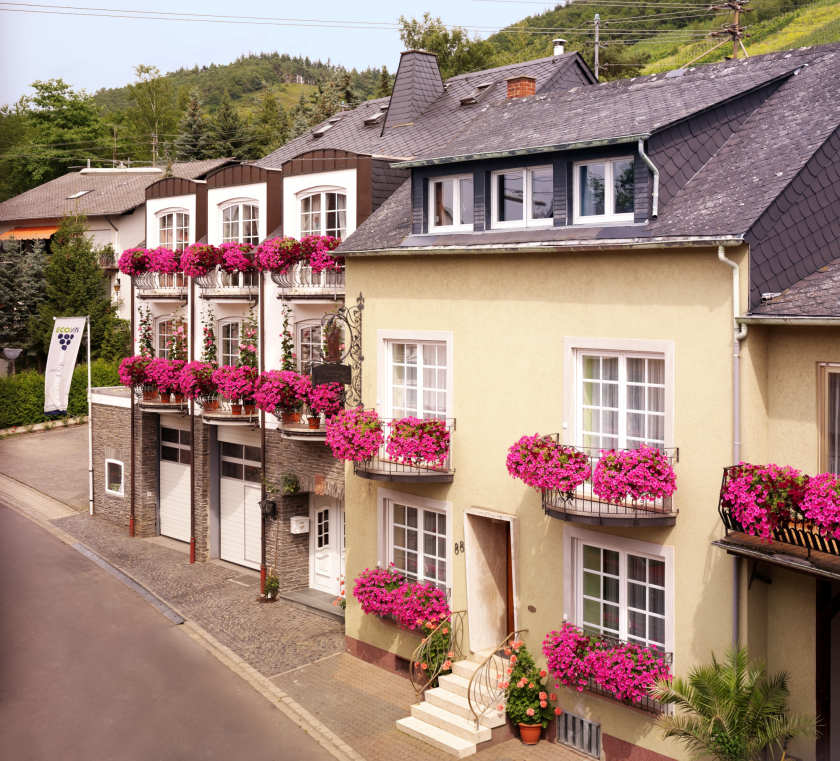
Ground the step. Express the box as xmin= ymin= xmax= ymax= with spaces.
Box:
xmin=452 ymin=658 xmax=508 ymax=681
xmin=411 ymin=702 xmax=492 ymax=743
xmin=277 ymin=588 xmax=345 ymax=624
xmin=437 ymin=672 xmax=472 ymax=699
xmin=396 ymin=716 xmax=477 ymax=758
xmin=424 ymin=688 xmax=507 ymax=729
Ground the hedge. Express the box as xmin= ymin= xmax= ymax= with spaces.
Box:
xmin=0 ymin=360 xmax=121 ymax=429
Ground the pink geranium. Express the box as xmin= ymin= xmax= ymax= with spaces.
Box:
xmin=118 ymin=355 xmax=150 ymax=388
xmin=592 ymin=446 xmax=676 ymax=504
xmin=507 ymin=435 xmax=591 ymax=491
xmin=253 ymin=370 xmax=310 ymax=414
xmin=213 ymin=364 xmax=258 ymax=403
xmin=181 ymin=243 xmax=221 ymax=277
xmin=352 ymin=565 xmax=405 ymax=617
xmin=386 ymin=417 xmax=450 ymax=467
xmin=178 ymin=361 xmax=217 ymax=400
xmin=801 ymin=473 xmax=840 ymax=539
xmin=326 ymin=407 xmax=384 ymax=461
xmin=148 ymin=247 xmax=181 ymax=274
xmin=254 ymin=237 xmax=302 ymax=273
xmin=308 ymin=382 xmax=343 ymax=418
xmin=301 ymin=235 xmax=343 ymax=273
xmin=145 ymin=357 xmax=185 ymax=393
xmin=219 ymin=242 xmax=255 ymax=274
xmin=117 ymin=247 xmax=150 ymax=276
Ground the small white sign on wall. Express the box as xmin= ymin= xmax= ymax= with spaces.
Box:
xmin=290 ymin=516 xmax=310 ymax=534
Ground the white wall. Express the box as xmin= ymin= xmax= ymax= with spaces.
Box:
xmin=282 ymin=168 xmax=357 ymax=240
xmin=207 ymin=183 xmax=267 ymax=245
xmin=145 ymin=195 xmax=198 ymax=248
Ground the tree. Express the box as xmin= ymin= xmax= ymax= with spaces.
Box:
xmin=288 ymin=92 xmax=312 ymax=141
xmin=309 ymin=73 xmax=356 ymax=127
xmin=29 ymin=212 xmax=113 ymax=360
xmin=650 ymin=646 xmax=818 ymax=761
xmin=251 ymin=85 xmax=287 ymax=158
xmin=398 ymin=13 xmax=494 ymax=79
xmin=211 ymin=92 xmax=247 ymax=159
xmin=174 ymin=90 xmax=214 ymax=162
xmin=0 ymin=238 xmax=46 ymax=364
xmin=373 ymin=67 xmax=392 ymax=99
xmin=124 ymin=64 xmax=179 ymax=162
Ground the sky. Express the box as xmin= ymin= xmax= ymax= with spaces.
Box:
xmin=0 ymin=0 xmax=555 ymax=105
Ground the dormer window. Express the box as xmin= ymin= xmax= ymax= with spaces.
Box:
xmin=430 ymin=175 xmax=474 ymax=232
xmin=460 ymin=82 xmax=493 ymax=106
xmin=312 ymin=116 xmax=341 ymax=137
xmin=573 ymin=158 xmax=635 ymax=224
xmin=364 ymin=106 xmax=389 ymax=126
xmin=159 ymin=211 xmax=190 ymax=250
xmin=491 ymin=167 xmax=553 ymax=229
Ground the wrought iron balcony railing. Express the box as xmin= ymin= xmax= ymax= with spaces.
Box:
xmin=195 ymin=267 xmax=259 ymax=300
xmin=353 ymin=418 xmax=455 ymax=483
xmin=541 ymin=441 xmax=679 ymax=527
xmin=718 ymin=465 xmax=840 ymax=558
xmin=134 ymin=271 xmax=187 ymax=299
xmin=134 ymin=387 xmax=188 ymax=412
xmin=271 ymin=263 xmax=345 ymax=300
xmin=199 ymin=397 xmax=259 ymax=426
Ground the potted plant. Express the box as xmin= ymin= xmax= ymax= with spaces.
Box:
xmin=118 ymin=355 xmax=151 ymax=390
xmin=219 ymin=242 xmax=256 ymax=273
xmin=148 ymin=246 xmax=183 ymax=285
xmin=178 ymin=361 xmax=217 ymax=406
xmin=213 ymin=364 xmax=257 ymax=414
xmin=308 ymin=382 xmax=343 ymax=428
xmin=253 ymin=369 xmax=310 ymax=422
xmin=593 ymin=445 xmax=677 ymax=505
xmin=352 ymin=564 xmax=406 ymax=618
xmin=504 ymin=640 xmax=555 ymax=745
xmin=117 ymin=247 xmax=150 ymax=277
xmin=326 ymin=407 xmax=384 ymax=461
xmin=263 ymin=573 xmax=280 ymax=601
xmin=146 ymin=358 xmax=184 ymax=402
xmin=334 ymin=574 xmax=347 ymax=610
xmin=387 ymin=417 xmax=450 ymax=468
xmin=507 ymin=434 xmax=591 ymax=493
xmin=801 ymin=472 xmax=840 ymax=538
xmin=303 ymin=235 xmax=343 ymax=274
xmin=254 ymin=236 xmax=302 ymax=273
xmin=181 ymin=243 xmax=221 ymax=278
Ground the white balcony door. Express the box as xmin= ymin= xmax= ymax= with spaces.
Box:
xmin=310 ymin=496 xmax=343 ymax=594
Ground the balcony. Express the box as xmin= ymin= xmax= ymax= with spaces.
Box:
xmin=135 ymin=271 xmax=187 ymax=301
xmin=200 ymin=398 xmax=259 ymax=427
xmin=353 ymin=418 xmax=455 ymax=483
xmin=542 ymin=445 xmax=679 ymax=527
xmin=136 ymin=389 xmax=188 ymax=413
xmin=271 ymin=263 xmax=345 ymax=301
xmin=715 ymin=465 xmax=840 ymax=579
xmin=195 ymin=267 xmax=259 ymax=302
xmin=279 ymin=415 xmax=327 ymax=442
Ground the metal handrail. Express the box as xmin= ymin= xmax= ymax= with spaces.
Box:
xmin=134 ymin=271 xmax=188 ymax=291
xmin=195 ymin=266 xmax=259 ymax=294
xmin=409 ymin=610 xmax=467 ymax=697
xmin=271 ymin=262 xmax=345 ymax=297
xmin=467 ymin=629 xmax=528 ymax=730
xmin=354 ymin=417 xmax=456 ymax=480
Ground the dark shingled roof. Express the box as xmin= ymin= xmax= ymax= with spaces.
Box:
xmin=254 ymin=52 xmax=595 ymax=169
xmin=0 ymin=159 xmax=234 ymax=221
xmin=383 ymin=51 xmax=445 ymax=130
xmin=751 ymin=256 xmax=840 ymax=316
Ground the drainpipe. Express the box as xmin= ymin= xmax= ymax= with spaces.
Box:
xmin=189 ymin=275 xmax=196 ymax=564
xmin=719 ymin=245 xmax=748 ymax=647
xmin=130 ymin=275 xmax=135 ymax=537
xmin=260 ymin=270 xmax=267 ymax=595
xmin=638 ymin=139 xmax=659 ymax=220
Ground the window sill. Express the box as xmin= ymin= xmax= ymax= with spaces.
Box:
xmin=375 ymin=614 xmax=424 ymax=636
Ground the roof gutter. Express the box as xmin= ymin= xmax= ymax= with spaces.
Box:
xmin=392 ymin=134 xmax=650 ymax=169
xmin=736 ymin=316 xmax=840 ymax=326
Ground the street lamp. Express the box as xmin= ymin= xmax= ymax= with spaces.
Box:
xmin=2 ymin=347 xmax=22 ymax=376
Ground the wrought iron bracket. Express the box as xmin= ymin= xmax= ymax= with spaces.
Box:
xmin=316 ymin=292 xmax=363 ymax=408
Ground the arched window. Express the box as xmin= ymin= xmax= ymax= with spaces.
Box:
xmin=299 ymin=188 xmax=346 ymax=239
xmin=158 ymin=210 xmax=190 ymax=250
xmin=221 ymin=200 xmax=260 ymax=245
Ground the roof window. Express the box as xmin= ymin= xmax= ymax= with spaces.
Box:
xmin=312 ymin=116 xmax=342 ymax=138
xmin=363 ymin=106 xmax=389 ymax=126
xmin=66 ymin=190 xmax=93 ymax=199
xmin=460 ymin=82 xmax=493 ymax=106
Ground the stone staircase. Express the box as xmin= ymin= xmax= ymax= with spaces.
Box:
xmin=396 ymin=656 xmax=508 ymax=758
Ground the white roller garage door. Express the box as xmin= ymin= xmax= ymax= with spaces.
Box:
xmin=218 ymin=427 xmax=262 ymax=570
xmin=160 ymin=417 xmax=192 ymax=542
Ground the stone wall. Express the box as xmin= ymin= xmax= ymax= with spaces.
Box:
xmin=265 ymin=493 xmax=310 ymax=592
xmin=192 ymin=414 xmax=211 ymax=562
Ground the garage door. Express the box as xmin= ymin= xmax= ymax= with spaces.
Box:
xmin=219 ymin=428 xmax=262 ymax=570
xmin=160 ymin=420 xmax=191 ymax=542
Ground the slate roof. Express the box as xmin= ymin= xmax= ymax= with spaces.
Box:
xmin=338 ymin=44 xmax=840 ymax=255
xmin=254 ymin=52 xmax=595 ymax=168
xmin=751 ymin=256 xmax=840 ymax=316
xmin=0 ymin=159 xmax=234 ymax=221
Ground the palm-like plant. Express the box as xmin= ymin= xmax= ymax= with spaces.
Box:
xmin=649 ymin=646 xmax=817 ymax=761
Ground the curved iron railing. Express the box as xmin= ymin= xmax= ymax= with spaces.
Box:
xmin=271 ymin=263 xmax=345 ymax=298
xmin=199 ymin=396 xmax=258 ymax=424
xmin=409 ymin=610 xmax=467 ymax=697
xmin=195 ymin=267 xmax=259 ymax=297
xmin=134 ymin=271 xmax=188 ymax=293
xmin=467 ymin=629 xmax=527 ymax=730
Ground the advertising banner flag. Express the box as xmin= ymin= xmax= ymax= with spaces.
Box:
xmin=44 ymin=316 xmax=87 ymax=415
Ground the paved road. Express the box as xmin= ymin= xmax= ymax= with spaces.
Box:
xmin=0 ymin=504 xmax=335 ymax=761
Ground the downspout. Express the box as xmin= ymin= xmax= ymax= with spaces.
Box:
xmin=260 ymin=270 xmax=267 ymax=594
xmin=638 ymin=139 xmax=659 ymax=220
xmin=130 ymin=275 xmax=135 ymax=537
xmin=189 ymin=274 xmax=196 ymax=564
xmin=719 ymin=245 xmax=748 ymax=647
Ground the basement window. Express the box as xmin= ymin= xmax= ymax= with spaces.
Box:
xmin=105 ymin=459 xmax=124 ymax=497
xmin=460 ymin=82 xmax=493 ymax=106
xmin=573 ymin=158 xmax=635 ymax=224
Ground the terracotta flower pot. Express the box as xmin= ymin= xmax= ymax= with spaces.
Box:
xmin=204 ymin=400 xmax=219 ymax=412
xmin=244 ymin=404 xmax=255 ymax=415
xmin=143 ymin=389 xmax=155 ymax=401
xmin=159 ymin=390 xmax=171 ymax=403
xmin=231 ymin=404 xmax=243 ymax=416
xmin=307 ymin=416 xmax=320 ymax=430
xmin=518 ymin=723 xmax=542 ymax=745
xmin=174 ymin=393 xmax=184 ymax=404
xmin=281 ymin=412 xmax=301 ymax=424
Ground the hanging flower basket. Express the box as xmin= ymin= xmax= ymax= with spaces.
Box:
xmin=181 ymin=243 xmax=221 ymax=277
xmin=506 ymin=434 xmax=591 ymax=492
xmin=118 ymin=355 xmax=151 ymax=388
xmin=801 ymin=472 xmax=840 ymax=539
xmin=301 ymin=235 xmax=343 ymax=273
xmin=308 ymin=382 xmax=343 ymax=419
xmin=592 ymin=446 xmax=677 ymax=505
xmin=178 ymin=361 xmax=217 ymax=400
xmin=148 ymin=247 xmax=182 ymax=274
xmin=254 ymin=237 xmax=302 ymax=273
xmin=219 ymin=242 xmax=256 ymax=274
xmin=117 ymin=247 xmax=150 ymax=276
xmin=326 ymin=407 xmax=384 ymax=461
xmin=386 ymin=417 xmax=450 ymax=467
xmin=352 ymin=565 xmax=406 ymax=617
xmin=721 ymin=462 xmax=807 ymax=540
xmin=213 ymin=364 xmax=258 ymax=404
xmin=253 ymin=370 xmax=310 ymax=415
xmin=145 ymin=358 xmax=185 ymax=395
xmin=352 ymin=564 xmax=450 ymax=630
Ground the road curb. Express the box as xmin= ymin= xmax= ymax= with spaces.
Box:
xmin=0 ymin=485 xmax=367 ymax=761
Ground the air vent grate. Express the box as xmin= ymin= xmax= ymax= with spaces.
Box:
xmin=556 ymin=710 xmax=601 ymax=759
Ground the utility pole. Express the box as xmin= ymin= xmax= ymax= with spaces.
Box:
xmin=587 ymin=14 xmax=609 ymax=81
xmin=111 ymin=125 xmax=118 ymax=165
xmin=152 ymin=133 xmax=158 ymax=167
xmin=709 ymin=0 xmax=752 ymax=59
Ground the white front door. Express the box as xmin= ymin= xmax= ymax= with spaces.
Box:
xmin=310 ymin=496 xmax=343 ymax=594
xmin=159 ymin=424 xmax=191 ymax=542
xmin=219 ymin=439 xmax=262 ymax=570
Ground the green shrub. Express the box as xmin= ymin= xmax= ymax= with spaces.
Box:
xmin=0 ymin=360 xmax=120 ymax=428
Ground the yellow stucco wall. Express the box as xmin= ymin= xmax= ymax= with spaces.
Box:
xmin=343 ymin=245 xmax=825 ymax=759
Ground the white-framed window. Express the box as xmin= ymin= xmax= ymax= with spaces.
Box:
xmin=220 ymin=441 xmax=261 ymax=483
xmin=161 ymin=426 xmax=191 ymax=465
xmin=387 ymin=341 xmax=447 ymax=420
xmin=219 ymin=320 xmax=242 ymax=367
xmin=156 ymin=317 xmax=173 ymax=360
xmin=491 ymin=166 xmax=553 ymax=229
xmin=564 ymin=526 xmax=674 ymax=654
xmin=104 ymin=459 xmax=124 ymax=497
xmin=221 ymin=201 xmax=260 ymax=245
xmin=297 ymin=320 xmax=322 ymax=374
xmin=158 ymin=210 xmax=190 ymax=250
xmin=300 ymin=189 xmax=347 ymax=239
xmin=573 ymin=158 xmax=635 ymax=225
xmin=378 ymin=488 xmax=452 ymax=591
xmin=429 ymin=175 xmax=474 ymax=232
xmin=820 ymin=364 xmax=840 ymax=475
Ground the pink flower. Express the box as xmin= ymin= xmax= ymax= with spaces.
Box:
xmin=443 ymin=661 xmax=452 ymax=670
xmin=526 ymin=708 xmax=535 ymax=717
xmin=539 ymin=692 xmax=547 ymax=700
xmin=507 ymin=434 xmax=591 ymax=491
xmin=118 ymin=355 xmax=150 ymax=388
xmin=593 ymin=446 xmax=677 ymax=505
xmin=540 ymin=700 xmax=547 ymax=708
xmin=181 ymin=244 xmax=221 ymax=277
xmin=802 ymin=473 xmax=840 ymax=538
xmin=510 ymin=655 xmax=517 ymax=664
xmin=497 ymin=704 xmax=504 ymax=711
xmin=554 ymin=707 xmax=562 ymax=715
xmin=148 ymin=247 xmax=181 ymax=274
xmin=218 ymin=242 xmax=255 ymax=273
xmin=254 ymin=370 xmax=310 ymax=414
xmin=117 ymin=247 xmax=150 ymax=276
xmin=539 ymin=671 xmax=547 ymax=678
xmin=421 ymin=663 xmax=428 ymax=670
xmin=549 ymin=693 xmax=556 ymax=701
xmin=326 ymin=407 xmax=384 ymax=461
xmin=386 ymin=417 xmax=450 ymax=468
xmin=528 ymin=683 xmax=535 ymax=689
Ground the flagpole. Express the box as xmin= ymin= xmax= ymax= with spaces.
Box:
xmin=87 ymin=315 xmax=93 ymax=516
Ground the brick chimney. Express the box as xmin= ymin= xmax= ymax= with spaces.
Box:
xmin=505 ymin=75 xmax=537 ymax=99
